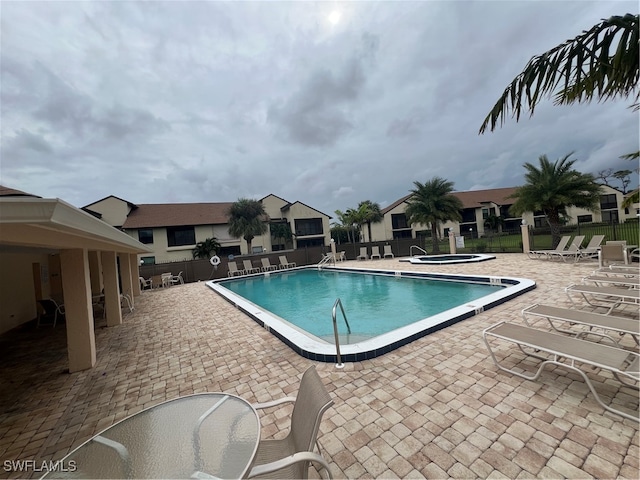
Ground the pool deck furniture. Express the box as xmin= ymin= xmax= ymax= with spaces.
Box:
xmin=356 ymin=247 xmax=368 ymax=260
xmin=248 ymin=366 xmax=333 ymax=479
xmin=383 ymin=245 xmax=394 ymax=258
xmin=599 ymin=244 xmax=630 ymax=268
xmin=36 ymin=299 xmax=65 ymax=328
xmin=521 ymin=303 xmax=639 ymax=347
xmin=227 ymin=261 xmax=244 ymax=277
xmin=139 ymin=276 xmax=152 ymax=290
xmin=483 ymin=321 xmax=639 ymax=421
xmin=575 ymin=234 xmax=606 ymax=261
xmin=594 ymin=265 xmax=640 ymax=278
xmin=170 ymin=271 xmax=184 ymax=285
xmin=565 ymin=283 xmax=640 ymax=314
xmin=370 ymin=246 xmax=381 ymax=260
xmin=527 ymin=235 xmax=571 ymax=260
xmin=278 ymin=255 xmax=296 ymax=269
xmin=546 ymin=235 xmax=585 ymax=262
xmin=41 ymin=393 xmax=260 ymax=479
xmin=582 ymin=275 xmax=640 ymax=288
xmin=261 ymin=258 xmax=279 ymax=272
xmin=243 ymin=260 xmax=261 ymax=274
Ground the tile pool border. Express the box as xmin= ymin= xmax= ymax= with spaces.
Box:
xmin=400 ymin=254 xmax=496 ymax=264
xmin=206 ymin=266 xmax=536 ymax=363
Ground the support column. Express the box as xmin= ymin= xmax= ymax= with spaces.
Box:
xmin=101 ymin=251 xmax=123 ymax=327
xmin=521 ymin=222 xmax=531 ymax=253
xmin=119 ymin=253 xmax=134 ymax=308
xmin=88 ymin=251 xmax=103 ymax=295
xmin=130 ymin=254 xmax=141 ymax=297
xmin=60 ymin=248 xmax=96 ymax=372
xmin=448 ymin=230 xmax=457 ymax=254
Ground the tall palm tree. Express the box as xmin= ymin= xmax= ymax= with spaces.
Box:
xmin=333 ymin=209 xmax=356 ymax=243
xmin=192 ymin=237 xmax=221 ymax=259
xmin=509 ymin=154 xmax=602 ymax=248
xmin=346 ymin=205 xmax=368 ymax=243
xmin=405 ymin=178 xmax=463 ymax=253
xmin=270 ymin=222 xmax=293 ymax=250
xmin=480 ymin=14 xmax=639 ymax=134
xmin=358 ymin=200 xmax=383 ymax=242
xmin=227 ymin=198 xmax=268 ymax=254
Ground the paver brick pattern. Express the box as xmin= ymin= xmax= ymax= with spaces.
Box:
xmin=0 ymin=254 xmax=638 ymax=479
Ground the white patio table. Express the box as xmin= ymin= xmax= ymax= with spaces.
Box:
xmin=41 ymin=393 xmax=260 ymax=479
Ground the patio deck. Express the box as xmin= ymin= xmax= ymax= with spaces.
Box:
xmin=1 ymin=254 xmax=638 ymax=479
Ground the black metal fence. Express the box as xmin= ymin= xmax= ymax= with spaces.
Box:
xmin=529 ymin=221 xmax=639 ymax=251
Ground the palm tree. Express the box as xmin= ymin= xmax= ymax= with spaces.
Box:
xmin=346 ymin=205 xmax=368 ymax=242
xmin=227 ymin=198 xmax=268 ymax=254
xmin=358 ymin=200 xmax=383 ymax=242
xmin=192 ymin=237 xmax=221 ymax=259
xmin=405 ymin=178 xmax=463 ymax=253
xmin=484 ymin=214 xmax=505 ymax=234
xmin=479 ymin=14 xmax=639 ymax=135
xmin=509 ymin=154 xmax=602 ymax=248
xmin=333 ymin=209 xmax=356 ymax=243
xmin=270 ymin=222 xmax=293 ymax=250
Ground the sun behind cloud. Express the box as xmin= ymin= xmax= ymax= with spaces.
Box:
xmin=328 ymin=10 xmax=341 ymax=25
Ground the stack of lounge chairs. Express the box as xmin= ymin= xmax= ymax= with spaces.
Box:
xmin=528 ymin=235 xmax=606 ymax=262
xmin=483 ymin=262 xmax=639 ymax=421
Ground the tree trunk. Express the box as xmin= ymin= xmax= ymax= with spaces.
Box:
xmin=431 ymin=223 xmax=439 ymax=253
xmin=367 ymin=222 xmax=373 ymax=243
xmin=546 ymin=211 xmax=562 ymax=248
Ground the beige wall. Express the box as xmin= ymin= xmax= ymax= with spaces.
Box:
xmin=87 ymin=197 xmax=132 ymax=227
xmin=0 ymin=252 xmax=50 ymax=334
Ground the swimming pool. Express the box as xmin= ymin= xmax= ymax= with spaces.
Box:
xmin=401 ymin=254 xmax=496 ymax=264
xmin=207 ymin=267 xmax=535 ymax=362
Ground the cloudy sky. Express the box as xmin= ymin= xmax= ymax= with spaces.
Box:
xmin=2 ymin=0 xmax=638 ymax=217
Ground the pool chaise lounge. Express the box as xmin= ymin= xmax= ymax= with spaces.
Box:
xmin=483 ymin=321 xmax=639 ymax=421
xmin=546 ymin=235 xmax=585 ymax=262
xmin=527 ymin=235 xmax=571 ymax=259
xmin=522 ymin=303 xmax=639 ymax=346
xmin=582 ymin=275 xmax=640 ymax=288
xmin=566 ymin=283 xmax=640 ymax=314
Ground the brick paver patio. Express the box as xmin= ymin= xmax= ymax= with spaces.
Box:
xmin=1 ymin=254 xmax=638 ymax=479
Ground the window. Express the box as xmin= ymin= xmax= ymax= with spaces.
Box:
xmin=138 ymin=229 xmax=154 ymax=244
xmin=482 ymin=208 xmax=490 ymax=219
xmin=297 ymin=238 xmax=324 ymax=248
xmin=577 ymin=215 xmax=593 ymax=223
xmin=602 ymin=210 xmax=619 ymax=224
xmin=391 ymin=214 xmax=408 ymax=230
xmin=140 ymin=256 xmax=155 ymax=265
xmin=461 ymin=209 xmax=476 ymax=223
xmin=393 ymin=230 xmax=412 ymax=239
xmin=166 ymin=226 xmax=195 ymax=247
xmin=600 ymin=194 xmax=618 ymax=210
xmin=294 ymin=218 xmax=323 ymax=236
xmin=534 ymin=216 xmax=547 ymax=228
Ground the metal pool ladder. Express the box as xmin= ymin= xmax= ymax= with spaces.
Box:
xmin=410 ymin=245 xmax=427 ymax=256
xmin=332 ymin=298 xmax=351 ymax=369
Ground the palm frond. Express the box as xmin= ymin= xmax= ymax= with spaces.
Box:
xmin=479 ymin=14 xmax=639 ymax=134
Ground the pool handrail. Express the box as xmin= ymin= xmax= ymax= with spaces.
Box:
xmin=410 ymin=245 xmax=427 ymax=257
xmin=332 ymin=298 xmax=351 ymax=369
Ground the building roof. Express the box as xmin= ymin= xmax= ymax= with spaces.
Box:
xmin=382 ymin=187 xmax=519 ymax=213
xmin=122 ymin=202 xmax=236 ymax=229
xmin=0 ymin=185 xmax=40 ymax=198
xmin=82 ymin=195 xmax=137 ymax=210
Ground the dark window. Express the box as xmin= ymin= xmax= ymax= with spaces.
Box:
xmin=138 ymin=229 xmax=154 ymax=244
xmin=482 ymin=208 xmax=490 ymax=219
xmin=391 ymin=214 xmax=408 ymax=230
xmin=393 ymin=230 xmax=413 ymax=239
xmin=600 ymin=194 xmax=618 ymax=210
xmin=534 ymin=216 xmax=547 ymax=228
xmin=602 ymin=210 xmax=619 ymax=224
xmin=295 ymin=218 xmax=323 ymax=236
xmin=577 ymin=215 xmax=593 ymax=223
xmin=219 ymin=246 xmax=241 ymax=257
xmin=461 ymin=209 xmax=476 ymax=223
xmin=140 ymin=256 xmax=155 ymax=265
xmin=297 ymin=238 xmax=324 ymax=248
xmin=166 ymin=226 xmax=195 ymax=247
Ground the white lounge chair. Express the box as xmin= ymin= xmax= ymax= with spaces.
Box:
xmin=527 ymin=235 xmax=571 ymax=260
xmin=243 ymin=260 xmax=261 ymax=274
xmin=227 ymin=261 xmax=244 ymax=277
xmin=522 ymin=303 xmax=639 ymax=347
xmin=36 ymin=299 xmax=65 ymax=328
xmin=566 ymin=283 xmax=640 ymax=314
xmin=279 ymin=255 xmax=296 ymax=269
xmin=383 ymin=245 xmax=394 ymax=258
xmin=594 ymin=265 xmax=640 ymax=278
xmin=370 ymin=246 xmax=381 ymax=260
xmin=170 ymin=271 xmax=184 ymax=285
xmin=248 ymin=366 xmax=334 ymax=479
xmin=261 ymin=258 xmax=279 ymax=272
xmin=575 ymin=234 xmax=606 ymax=261
xmin=582 ymin=275 xmax=640 ymax=288
xmin=483 ymin=321 xmax=639 ymax=421
xmin=139 ymin=276 xmax=152 ymax=290
xmin=546 ymin=235 xmax=585 ymax=262
xmin=356 ymin=247 xmax=368 ymax=260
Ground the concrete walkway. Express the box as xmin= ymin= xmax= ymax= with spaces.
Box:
xmin=1 ymin=254 xmax=638 ymax=478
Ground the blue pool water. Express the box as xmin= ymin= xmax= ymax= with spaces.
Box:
xmin=220 ymin=269 xmax=499 ymax=339
xmin=207 ymin=267 xmax=535 ymax=363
